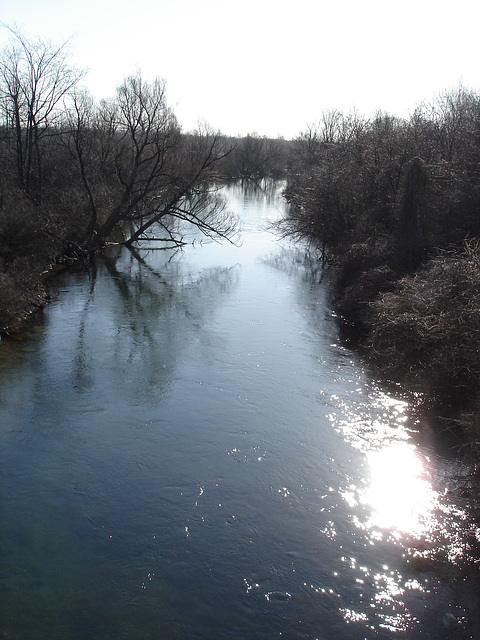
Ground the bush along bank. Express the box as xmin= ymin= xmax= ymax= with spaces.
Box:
xmin=280 ymin=90 xmax=480 ymax=443
xmin=360 ymin=241 xmax=480 ymax=444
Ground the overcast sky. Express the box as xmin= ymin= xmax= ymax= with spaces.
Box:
xmin=1 ymin=0 xmax=479 ymax=139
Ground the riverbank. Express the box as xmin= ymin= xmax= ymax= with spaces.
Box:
xmin=330 ymin=239 xmax=480 ymax=446
xmin=0 ymin=263 xmax=50 ymax=335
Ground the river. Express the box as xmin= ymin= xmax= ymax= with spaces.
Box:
xmin=0 ymin=180 xmax=479 ymax=639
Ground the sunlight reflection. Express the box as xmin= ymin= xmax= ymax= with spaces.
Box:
xmin=363 ymin=443 xmax=437 ymax=535
xmin=329 ymin=387 xmax=411 ymax=454
xmin=329 ymin=383 xmax=478 ymax=636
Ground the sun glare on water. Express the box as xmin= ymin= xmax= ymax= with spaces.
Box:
xmin=363 ymin=442 xmax=437 ymax=535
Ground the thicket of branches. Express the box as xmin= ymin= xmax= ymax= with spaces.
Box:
xmin=215 ymin=133 xmax=291 ymax=180
xmin=282 ymin=90 xmax=480 ymax=432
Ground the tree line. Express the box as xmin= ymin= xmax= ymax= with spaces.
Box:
xmin=282 ymin=91 xmax=480 ymax=436
xmin=0 ymin=28 xmax=291 ymax=331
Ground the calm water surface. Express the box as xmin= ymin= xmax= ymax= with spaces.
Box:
xmin=1 ymin=181 xmax=479 ymax=639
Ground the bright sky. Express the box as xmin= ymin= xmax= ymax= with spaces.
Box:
xmin=1 ymin=0 xmax=479 ymax=139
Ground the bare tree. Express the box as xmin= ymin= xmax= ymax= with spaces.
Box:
xmin=122 ymin=125 xmax=238 ymax=247
xmin=66 ymin=73 xmax=237 ymax=251
xmin=0 ymin=25 xmax=84 ymax=202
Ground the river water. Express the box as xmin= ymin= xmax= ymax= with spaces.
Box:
xmin=1 ymin=181 xmax=479 ymax=639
